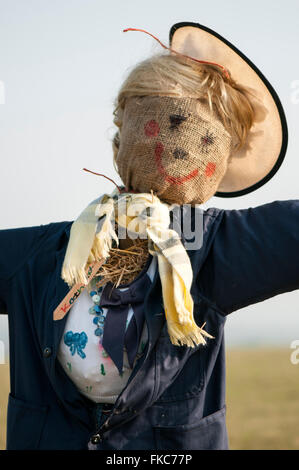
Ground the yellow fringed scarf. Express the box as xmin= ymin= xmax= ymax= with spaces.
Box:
xmin=61 ymin=190 xmax=213 ymax=347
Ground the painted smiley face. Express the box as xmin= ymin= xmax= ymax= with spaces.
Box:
xmin=115 ymin=95 xmax=233 ymax=205
xmin=144 ymin=118 xmax=217 ymax=186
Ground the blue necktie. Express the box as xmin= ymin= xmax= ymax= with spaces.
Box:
xmin=99 ymin=267 xmax=152 ymax=375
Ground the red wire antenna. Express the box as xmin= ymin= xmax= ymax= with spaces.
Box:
xmin=82 ymin=168 xmax=121 ymax=193
xmin=123 ymin=28 xmax=230 ymax=80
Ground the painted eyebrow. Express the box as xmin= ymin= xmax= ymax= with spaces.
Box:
xmin=169 ymin=114 xmax=188 ymax=130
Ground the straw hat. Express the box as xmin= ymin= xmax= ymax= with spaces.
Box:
xmin=170 ymin=22 xmax=288 ymax=197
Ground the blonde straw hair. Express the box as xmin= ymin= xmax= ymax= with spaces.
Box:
xmin=112 ymin=53 xmax=256 ymax=165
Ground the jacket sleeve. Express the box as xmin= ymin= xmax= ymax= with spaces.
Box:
xmin=198 ymin=200 xmax=299 ymax=315
xmin=0 ymin=225 xmax=50 ymax=314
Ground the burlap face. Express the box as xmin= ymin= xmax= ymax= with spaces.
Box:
xmin=116 ymin=96 xmax=232 ymax=205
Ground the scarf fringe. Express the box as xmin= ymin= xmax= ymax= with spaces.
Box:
xmin=167 ymin=321 xmax=214 ymax=347
xmin=61 ymin=265 xmax=89 ymax=288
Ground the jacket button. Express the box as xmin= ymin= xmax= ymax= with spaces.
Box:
xmin=91 ymin=433 xmax=102 ymax=445
xmin=43 ymin=347 xmax=52 ymax=358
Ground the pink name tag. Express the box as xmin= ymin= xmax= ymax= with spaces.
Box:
xmin=53 ymin=260 xmax=104 ymax=321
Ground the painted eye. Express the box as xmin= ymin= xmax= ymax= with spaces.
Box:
xmin=169 ymin=114 xmax=187 ymax=130
xmin=199 ymin=130 xmax=215 ymax=153
xmin=144 ymin=120 xmax=160 ymax=137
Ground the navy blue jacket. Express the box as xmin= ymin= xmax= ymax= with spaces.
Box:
xmin=1 ymin=200 xmax=299 ymax=450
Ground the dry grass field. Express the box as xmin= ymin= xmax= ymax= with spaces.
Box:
xmin=226 ymin=348 xmax=299 ymax=449
xmin=0 ymin=348 xmax=298 ymax=450
xmin=0 ymin=363 xmax=9 ymax=451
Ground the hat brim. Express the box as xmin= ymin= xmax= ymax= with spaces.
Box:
xmin=169 ymin=22 xmax=288 ymax=197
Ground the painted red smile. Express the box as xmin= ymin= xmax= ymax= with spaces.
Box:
xmin=155 ymin=141 xmax=198 ymax=185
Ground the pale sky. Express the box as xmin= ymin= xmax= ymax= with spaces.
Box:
xmin=0 ymin=0 xmax=299 ymax=352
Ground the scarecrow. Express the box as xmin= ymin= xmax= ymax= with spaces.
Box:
xmin=1 ymin=23 xmax=297 ymax=450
